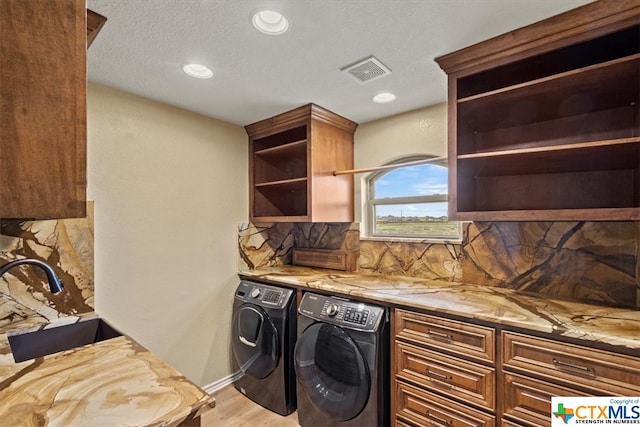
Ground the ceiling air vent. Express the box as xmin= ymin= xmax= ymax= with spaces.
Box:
xmin=341 ymin=56 xmax=391 ymax=84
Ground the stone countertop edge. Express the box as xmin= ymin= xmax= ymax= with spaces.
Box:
xmin=2 ymin=311 xmax=100 ymax=336
xmin=239 ymin=266 xmax=640 ymax=355
xmin=0 ymin=311 xmax=215 ymax=426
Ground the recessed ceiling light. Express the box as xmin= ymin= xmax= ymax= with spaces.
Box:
xmin=182 ymin=63 xmax=213 ymax=79
xmin=251 ymin=9 xmax=289 ymax=35
xmin=373 ymin=92 xmax=396 ymax=103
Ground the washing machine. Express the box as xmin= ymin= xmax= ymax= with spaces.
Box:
xmin=231 ymin=280 xmax=297 ymax=415
xmin=294 ymin=292 xmax=390 ymax=427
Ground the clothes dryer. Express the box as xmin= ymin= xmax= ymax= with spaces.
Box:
xmin=294 ymin=292 xmax=390 ymax=426
xmin=232 ymin=280 xmax=297 ymax=415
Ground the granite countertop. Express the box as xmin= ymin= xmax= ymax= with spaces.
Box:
xmin=240 ymin=266 xmax=640 ymax=355
xmin=0 ymin=313 xmax=214 ymax=427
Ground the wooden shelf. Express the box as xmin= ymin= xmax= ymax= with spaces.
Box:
xmin=458 ymin=138 xmax=640 ymax=174
xmin=254 ymin=139 xmax=306 ymax=156
xmin=253 ymin=179 xmax=308 ymax=219
xmin=456 ymin=25 xmax=640 ymax=98
xmin=458 ymin=55 xmax=640 ymax=132
xmin=456 ymin=141 xmax=640 ymax=217
xmin=255 ymin=177 xmax=308 ymax=188
xmin=454 ymin=208 xmax=640 ymax=222
xmin=457 ymin=169 xmax=639 ymax=212
xmin=254 ymin=140 xmax=307 ymax=185
xmin=458 ymin=105 xmax=638 ymax=155
xmin=436 ymin=2 xmax=640 ymax=221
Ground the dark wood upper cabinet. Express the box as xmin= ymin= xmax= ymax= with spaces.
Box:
xmin=246 ymin=104 xmax=357 ymax=223
xmin=436 ymin=0 xmax=640 ymax=221
xmin=1 ymin=1 xmax=105 ymax=220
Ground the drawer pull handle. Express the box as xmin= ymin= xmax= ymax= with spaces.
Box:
xmin=427 ymin=330 xmax=453 ymax=342
xmin=425 ymin=368 xmax=452 ymax=382
xmin=552 ymin=358 xmax=595 ymax=376
xmin=425 ymin=411 xmax=452 ymax=425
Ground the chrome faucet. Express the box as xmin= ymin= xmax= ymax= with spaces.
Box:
xmin=0 ymin=258 xmax=64 ymax=294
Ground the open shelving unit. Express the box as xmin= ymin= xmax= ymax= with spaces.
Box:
xmin=252 ymin=129 xmax=308 ymax=219
xmin=436 ymin=1 xmax=640 ymax=221
xmin=246 ymin=104 xmax=357 ymax=222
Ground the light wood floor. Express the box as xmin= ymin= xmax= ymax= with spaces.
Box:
xmin=201 ymin=385 xmax=300 ymax=426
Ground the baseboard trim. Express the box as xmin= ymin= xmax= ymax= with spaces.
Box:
xmin=203 ymin=371 xmax=242 ymax=394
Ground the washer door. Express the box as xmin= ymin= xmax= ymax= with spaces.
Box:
xmin=232 ymin=304 xmax=279 ymax=379
xmin=294 ymin=322 xmax=371 ymax=421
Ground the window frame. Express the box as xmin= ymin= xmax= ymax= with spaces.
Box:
xmin=364 ymin=155 xmax=462 ymax=241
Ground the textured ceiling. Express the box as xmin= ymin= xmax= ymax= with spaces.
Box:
xmin=87 ymin=0 xmax=593 ymax=126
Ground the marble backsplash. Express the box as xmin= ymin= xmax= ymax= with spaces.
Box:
xmin=239 ymin=221 xmax=640 ymax=309
xmin=238 ymin=222 xmax=360 ymax=269
xmin=0 ymin=203 xmax=95 ymax=329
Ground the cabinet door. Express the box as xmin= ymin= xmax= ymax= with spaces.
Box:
xmin=1 ymin=0 xmax=87 ymax=219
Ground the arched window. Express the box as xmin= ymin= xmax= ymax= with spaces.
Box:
xmin=365 ymin=155 xmax=461 ymax=239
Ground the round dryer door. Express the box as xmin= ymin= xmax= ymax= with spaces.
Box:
xmin=294 ymin=322 xmax=371 ymax=421
xmin=232 ymin=304 xmax=279 ymax=379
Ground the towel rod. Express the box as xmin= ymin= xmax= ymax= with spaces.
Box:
xmin=332 ymin=156 xmax=447 ymax=176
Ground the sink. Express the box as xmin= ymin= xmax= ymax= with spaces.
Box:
xmin=8 ymin=318 xmax=122 ymax=363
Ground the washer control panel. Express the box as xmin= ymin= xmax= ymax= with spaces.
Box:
xmin=235 ymin=280 xmax=294 ymax=309
xmin=344 ymin=305 xmax=369 ymax=325
xmin=299 ymin=292 xmax=385 ymax=332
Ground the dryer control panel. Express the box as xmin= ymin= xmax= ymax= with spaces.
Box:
xmin=298 ymin=292 xmax=386 ymax=332
xmin=235 ymin=280 xmax=294 ymax=310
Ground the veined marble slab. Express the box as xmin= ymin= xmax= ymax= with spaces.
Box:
xmin=1 ymin=203 xmax=95 ymax=330
xmin=239 ymin=221 xmax=639 ymax=308
xmin=240 ymin=266 xmax=640 ymax=354
xmin=0 ymin=314 xmax=214 ymax=427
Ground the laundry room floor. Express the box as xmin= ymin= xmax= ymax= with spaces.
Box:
xmin=202 ymin=385 xmax=300 ymax=426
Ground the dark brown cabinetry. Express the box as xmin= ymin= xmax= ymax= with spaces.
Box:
xmin=393 ymin=309 xmax=497 ymax=426
xmin=1 ymin=0 xmax=105 ymax=219
xmin=392 ymin=309 xmax=640 ymax=427
xmin=436 ymin=0 xmax=640 ymax=221
xmin=502 ymin=331 xmax=640 ymax=426
xmin=245 ymin=104 xmax=357 ymax=222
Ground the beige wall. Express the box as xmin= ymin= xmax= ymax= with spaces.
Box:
xmin=87 ymin=83 xmax=247 ymax=386
xmin=85 ymin=91 xmax=444 ymax=386
xmin=353 ymin=103 xmax=448 ymax=225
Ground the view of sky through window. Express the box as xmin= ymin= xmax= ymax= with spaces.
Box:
xmin=375 ymin=164 xmax=448 ymax=218
xmin=376 ymin=164 xmax=447 ymax=199
xmin=369 ymin=159 xmax=459 ymax=238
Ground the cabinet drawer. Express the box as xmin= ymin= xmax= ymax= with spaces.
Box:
xmin=503 ymin=372 xmax=592 ymax=427
xmin=396 ymin=381 xmax=496 ymax=427
xmin=396 ymin=341 xmax=495 ymax=410
xmin=396 ymin=309 xmax=495 ymax=363
xmin=503 ymin=331 xmax=640 ymax=395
